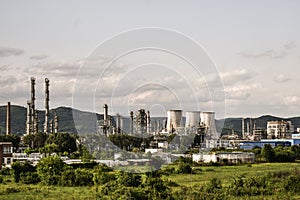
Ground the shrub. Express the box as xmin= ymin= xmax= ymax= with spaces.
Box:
xmin=59 ymin=169 xmax=76 ymax=186
xmin=37 ymin=156 xmax=67 ymax=185
xmin=177 ymin=163 xmax=192 ymax=174
xmin=20 ymin=172 xmax=40 ymax=184
xmin=75 ymin=168 xmax=93 ymax=186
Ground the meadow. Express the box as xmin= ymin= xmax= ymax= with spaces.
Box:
xmin=1 ymin=162 xmax=300 ymax=199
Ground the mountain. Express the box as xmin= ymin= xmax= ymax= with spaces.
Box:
xmin=0 ymin=105 xmax=299 ymax=136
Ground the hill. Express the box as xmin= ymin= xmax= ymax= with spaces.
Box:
xmin=0 ymin=105 xmax=299 ymax=136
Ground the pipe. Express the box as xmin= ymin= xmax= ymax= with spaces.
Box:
xmin=6 ymin=102 xmax=11 ymax=135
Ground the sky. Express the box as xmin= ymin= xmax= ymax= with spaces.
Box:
xmin=0 ymin=0 xmax=300 ymax=118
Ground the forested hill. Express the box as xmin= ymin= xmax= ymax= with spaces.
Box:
xmin=218 ymin=115 xmax=300 ymax=136
xmin=0 ymin=105 xmax=299 ymax=136
xmin=0 ymin=105 xmax=113 ymax=135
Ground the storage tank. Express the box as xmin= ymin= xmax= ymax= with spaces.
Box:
xmin=167 ymin=110 xmax=182 ymax=132
xmin=200 ymin=112 xmax=219 ymax=138
xmin=185 ymin=111 xmax=201 ymax=128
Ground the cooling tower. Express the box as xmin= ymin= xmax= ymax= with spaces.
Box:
xmin=167 ymin=110 xmax=182 ymax=132
xmin=185 ymin=111 xmax=200 ymax=128
xmin=200 ymin=112 xmax=219 ymax=138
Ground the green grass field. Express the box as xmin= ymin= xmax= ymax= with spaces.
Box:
xmin=1 ymin=163 xmax=300 ymax=199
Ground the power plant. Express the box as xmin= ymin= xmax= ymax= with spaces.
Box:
xmin=166 ymin=110 xmax=182 ymax=133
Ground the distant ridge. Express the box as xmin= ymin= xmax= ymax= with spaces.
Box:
xmin=0 ymin=105 xmax=299 ymax=136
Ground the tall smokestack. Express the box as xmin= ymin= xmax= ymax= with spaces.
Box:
xmin=147 ymin=110 xmax=151 ymax=133
xmin=242 ymin=118 xmax=245 ymax=139
xmin=26 ymin=100 xmax=32 ymax=135
xmin=34 ymin=110 xmax=38 ymax=134
xmin=120 ymin=116 xmax=124 ymax=133
xmin=44 ymin=78 xmax=50 ymax=134
xmin=116 ymin=113 xmax=120 ymax=133
xmin=103 ymin=104 xmax=108 ymax=126
xmin=6 ymin=102 xmax=11 ymax=135
xmin=30 ymin=77 xmax=36 ymax=127
xmin=130 ymin=111 xmax=134 ymax=135
xmin=54 ymin=115 xmax=58 ymax=133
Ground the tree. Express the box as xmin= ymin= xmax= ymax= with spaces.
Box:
xmin=46 ymin=132 xmax=77 ymax=154
xmin=261 ymin=144 xmax=276 ymax=162
xmin=37 ymin=156 xmax=67 ymax=185
xmin=0 ymin=134 xmax=20 ymax=149
xmin=11 ymin=161 xmax=35 ymax=182
xmin=23 ymin=132 xmax=47 ymax=149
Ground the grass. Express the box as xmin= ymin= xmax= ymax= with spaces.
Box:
xmin=166 ymin=162 xmax=300 ymax=187
xmin=0 ymin=162 xmax=300 ymax=199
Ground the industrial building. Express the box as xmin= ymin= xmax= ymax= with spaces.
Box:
xmin=193 ymin=152 xmax=255 ymax=164
xmin=267 ymin=120 xmax=294 ymax=139
xmin=0 ymin=142 xmax=13 ymax=169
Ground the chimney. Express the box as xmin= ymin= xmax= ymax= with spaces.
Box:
xmin=54 ymin=115 xmax=58 ymax=133
xmin=30 ymin=77 xmax=36 ymax=126
xmin=44 ymin=78 xmax=50 ymax=134
xmin=103 ymin=104 xmax=108 ymax=126
xmin=26 ymin=100 xmax=32 ymax=135
xmin=6 ymin=102 xmax=11 ymax=135
xmin=130 ymin=111 xmax=134 ymax=135
xmin=147 ymin=110 xmax=151 ymax=133
xmin=34 ymin=110 xmax=38 ymax=134
xmin=116 ymin=113 xmax=120 ymax=132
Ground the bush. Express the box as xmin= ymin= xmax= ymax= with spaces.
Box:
xmin=20 ymin=172 xmax=40 ymax=184
xmin=93 ymin=171 xmax=116 ymax=185
xmin=75 ymin=168 xmax=93 ymax=186
xmin=37 ymin=156 xmax=67 ymax=185
xmin=0 ymin=175 xmax=3 ymax=183
xmin=177 ymin=163 xmax=192 ymax=174
xmin=117 ymin=172 xmax=142 ymax=187
xmin=59 ymin=169 xmax=76 ymax=186
xmin=11 ymin=161 xmax=36 ymax=183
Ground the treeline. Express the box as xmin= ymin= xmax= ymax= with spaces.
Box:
xmin=7 ymin=156 xmax=175 ymax=200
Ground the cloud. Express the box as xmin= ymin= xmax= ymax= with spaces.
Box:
xmin=273 ymin=74 xmax=291 ymax=83
xmin=225 ymin=83 xmax=261 ymax=100
xmin=283 ymin=41 xmax=297 ymax=50
xmin=0 ymin=47 xmax=24 ymax=57
xmin=0 ymin=64 xmax=9 ymax=71
xmin=30 ymin=54 xmax=48 ymax=60
xmin=221 ymin=69 xmax=255 ymax=85
xmin=239 ymin=50 xmax=286 ymax=59
xmin=283 ymin=95 xmax=300 ymax=106
xmin=27 ymin=60 xmax=82 ymax=77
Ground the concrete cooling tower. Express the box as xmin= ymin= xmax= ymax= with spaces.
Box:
xmin=167 ymin=110 xmax=182 ymax=132
xmin=185 ymin=111 xmax=200 ymax=128
xmin=200 ymin=112 xmax=219 ymax=139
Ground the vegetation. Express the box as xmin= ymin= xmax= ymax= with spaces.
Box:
xmin=1 ymin=161 xmax=300 ymax=199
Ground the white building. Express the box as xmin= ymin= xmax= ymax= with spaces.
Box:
xmin=267 ymin=121 xmax=294 ymax=139
xmin=193 ymin=152 xmax=255 ymax=164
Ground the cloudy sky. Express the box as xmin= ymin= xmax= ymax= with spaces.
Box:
xmin=0 ymin=0 xmax=300 ymax=118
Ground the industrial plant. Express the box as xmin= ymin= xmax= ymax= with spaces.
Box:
xmin=1 ymin=77 xmax=300 ymax=168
